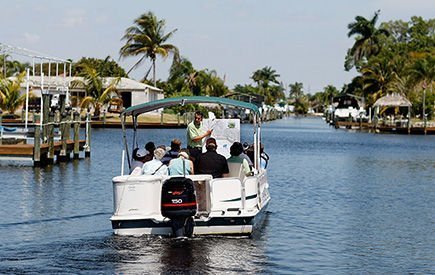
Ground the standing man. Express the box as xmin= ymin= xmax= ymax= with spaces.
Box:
xmin=187 ymin=111 xmax=212 ymax=161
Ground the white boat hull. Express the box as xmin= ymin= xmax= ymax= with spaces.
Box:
xmin=111 ymin=172 xmax=270 ymax=237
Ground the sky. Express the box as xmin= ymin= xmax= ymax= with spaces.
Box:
xmin=1 ymin=0 xmax=434 ymax=94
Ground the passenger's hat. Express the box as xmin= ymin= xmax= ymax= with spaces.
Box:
xmin=206 ymin=137 xmax=217 ymax=147
xmin=154 ymin=148 xmax=166 ymax=160
xmin=179 ymin=151 xmax=189 ymax=159
xmin=136 ymin=148 xmax=147 ymax=158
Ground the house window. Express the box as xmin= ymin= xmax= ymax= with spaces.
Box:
xmin=149 ymin=92 xmax=157 ymax=102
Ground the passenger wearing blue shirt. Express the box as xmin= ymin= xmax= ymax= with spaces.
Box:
xmin=168 ymin=150 xmax=194 ymax=176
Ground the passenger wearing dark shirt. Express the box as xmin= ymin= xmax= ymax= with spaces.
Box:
xmin=161 ymin=138 xmax=181 ymax=165
xmin=196 ymin=138 xmax=229 ymax=178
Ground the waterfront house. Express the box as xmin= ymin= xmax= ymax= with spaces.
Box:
xmin=17 ymin=76 xmax=163 ymax=113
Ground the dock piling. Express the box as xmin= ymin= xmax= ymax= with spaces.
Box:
xmin=85 ymin=113 xmax=91 ymax=158
xmin=73 ymin=111 xmax=80 ymax=159
xmin=103 ymin=110 xmax=106 ymax=127
xmin=0 ymin=112 xmax=2 ymax=146
xmin=34 ymin=126 xmax=41 ymax=166
xmin=47 ymin=111 xmax=55 ymax=164
xmin=59 ymin=111 xmax=68 ymax=162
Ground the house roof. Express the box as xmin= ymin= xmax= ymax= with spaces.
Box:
xmin=373 ymin=93 xmax=412 ymax=107
xmin=17 ymin=76 xmax=162 ymax=93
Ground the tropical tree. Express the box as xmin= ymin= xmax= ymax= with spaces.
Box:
xmin=288 ymin=82 xmax=304 ymax=101
xmin=196 ymin=69 xmax=229 ymax=97
xmin=269 ymin=82 xmax=286 ymax=104
xmin=167 ymin=57 xmax=199 ymax=96
xmin=288 ymin=82 xmax=308 ymax=114
xmin=0 ymin=71 xmax=28 ymax=115
xmin=120 ymin=11 xmax=179 ymax=85
xmin=74 ymin=56 xmax=127 ymax=77
xmin=251 ymin=66 xmax=282 ymax=105
xmin=309 ymin=92 xmax=325 ymax=113
xmin=0 ymin=55 xmax=28 ymax=77
xmin=233 ymin=84 xmax=258 ymax=95
xmin=323 ymin=85 xmax=340 ymax=103
xmin=251 ymin=66 xmax=280 ymax=90
xmin=407 ymin=54 xmax=435 ymax=119
xmin=72 ymin=64 xmax=120 ymax=117
xmin=342 ymin=15 xmax=434 ymax=118
xmin=345 ymin=10 xmax=389 ymax=71
xmin=360 ymin=57 xmax=398 ymax=105
xmin=408 ymin=54 xmax=435 ymax=87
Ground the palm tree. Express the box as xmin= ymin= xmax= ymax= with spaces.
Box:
xmin=197 ymin=69 xmax=229 ymax=97
xmin=251 ymin=66 xmax=280 ymax=90
xmin=408 ymin=54 xmax=435 ymax=87
xmin=167 ymin=57 xmax=199 ymax=96
xmin=408 ymin=54 xmax=435 ymax=120
xmin=324 ymin=85 xmax=339 ymax=100
xmin=72 ymin=64 xmax=120 ymax=118
xmin=360 ymin=57 xmax=398 ymax=105
xmin=345 ymin=10 xmax=389 ymax=71
xmin=120 ymin=11 xmax=179 ymax=86
xmin=0 ymin=55 xmax=28 ymax=78
xmin=288 ymin=82 xmax=304 ymax=101
xmin=0 ymin=71 xmax=28 ymax=115
xmin=288 ymin=82 xmax=308 ymax=114
xmin=251 ymin=66 xmax=280 ymax=105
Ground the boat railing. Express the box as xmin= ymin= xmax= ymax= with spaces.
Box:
xmin=112 ymin=172 xmax=261 ymax=217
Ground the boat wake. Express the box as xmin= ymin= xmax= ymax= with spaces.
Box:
xmin=0 ymin=212 xmax=111 ymax=228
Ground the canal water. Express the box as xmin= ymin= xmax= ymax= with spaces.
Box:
xmin=0 ymin=117 xmax=434 ymax=273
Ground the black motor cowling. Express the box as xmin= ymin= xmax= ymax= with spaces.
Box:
xmin=161 ymin=177 xmax=197 ymax=237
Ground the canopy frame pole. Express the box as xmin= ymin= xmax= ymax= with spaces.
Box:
xmin=121 ymin=114 xmax=131 ymax=170
xmin=253 ymin=114 xmax=258 ymax=170
xmin=25 ymin=68 xmax=30 ymax=131
xmin=40 ymin=59 xmax=44 ymax=129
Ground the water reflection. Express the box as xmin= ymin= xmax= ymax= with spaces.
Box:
xmin=106 ymin=214 xmax=270 ymax=273
xmin=106 ymin=236 xmax=267 ymax=273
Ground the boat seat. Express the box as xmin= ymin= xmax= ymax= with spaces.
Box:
xmin=210 ymin=178 xmax=243 ymax=211
xmin=227 ymin=162 xmax=245 ymax=182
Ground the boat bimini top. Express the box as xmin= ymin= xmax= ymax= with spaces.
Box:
xmin=119 ymin=96 xmax=263 ymax=172
xmin=121 ymin=96 xmax=260 ymax=117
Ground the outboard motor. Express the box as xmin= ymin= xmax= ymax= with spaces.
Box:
xmin=161 ymin=177 xmax=197 ymax=237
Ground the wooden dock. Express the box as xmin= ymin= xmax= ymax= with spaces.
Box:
xmin=0 ymin=140 xmax=86 ymax=164
xmin=0 ymin=112 xmax=92 ymax=166
xmin=1 ymin=117 xmax=187 ymax=129
xmin=333 ymin=121 xmax=435 ymax=135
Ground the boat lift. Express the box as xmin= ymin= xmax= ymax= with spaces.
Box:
xmin=0 ymin=43 xmax=91 ymax=166
xmin=0 ymin=42 xmax=72 ymax=132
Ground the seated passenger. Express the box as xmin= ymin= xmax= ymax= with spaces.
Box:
xmin=161 ymin=138 xmax=181 ymax=165
xmin=130 ymin=148 xmax=147 ymax=174
xmin=143 ymin=141 xmax=156 ymax=163
xmin=227 ymin=142 xmax=252 ymax=176
xmin=168 ymin=149 xmax=194 ymax=176
xmin=142 ymin=148 xmax=168 ymax=176
xmin=241 ymin=142 xmax=253 ymax=167
xmin=196 ymin=138 xmax=229 ymax=178
xmin=245 ymin=142 xmax=269 ymax=169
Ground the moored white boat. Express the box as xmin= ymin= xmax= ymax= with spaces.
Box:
xmin=110 ymin=96 xmax=271 ymax=237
